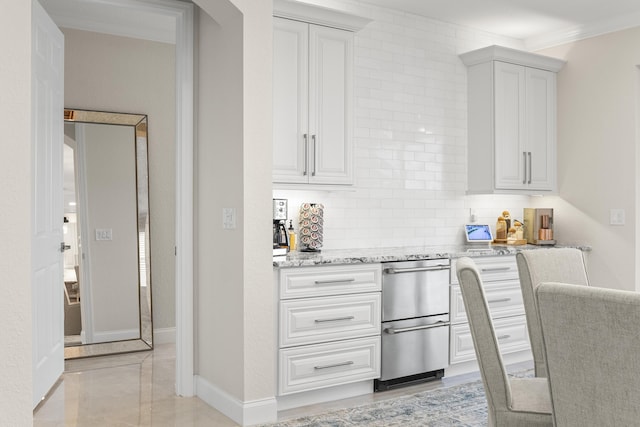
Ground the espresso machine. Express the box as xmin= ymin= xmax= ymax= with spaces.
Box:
xmin=273 ymin=199 xmax=289 ymax=256
xmin=523 ymin=208 xmax=556 ymax=245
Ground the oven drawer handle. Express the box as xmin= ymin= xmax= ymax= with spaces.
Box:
xmin=314 ymin=316 xmax=355 ymax=323
xmin=384 ymin=320 xmax=449 ymax=334
xmin=314 ymin=278 xmax=356 ymax=285
xmin=488 ymin=297 xmax=511 ymax=304
xmin=314 ymin=360 xmax=354 ymax=370
xmin=384 ymin=265 xmax=449 ymax=274
xmin=480 ymin=266 xmax=511 ymax=272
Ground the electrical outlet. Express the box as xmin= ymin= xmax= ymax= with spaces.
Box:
xmin=610 ymin=209 xmax=625 ymax=226
xmin=223 ymin=208 xmax=236 ymax=229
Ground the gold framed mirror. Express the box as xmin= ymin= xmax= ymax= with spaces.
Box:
xmin=63 ymin=109 xmax=152 ymax=358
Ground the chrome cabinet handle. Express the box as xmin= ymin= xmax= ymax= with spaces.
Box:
xmin=311 ymin=134 xmax=317 ymax=176
xmin=314 ymin=360 xmax=354 ymax=370
xmin=384 ymin=265 xmax=449 ymax=274
xmin=527 ymin=152 xmax=532 ymax=184
xmin=314 ymin=278 xmax=356 ymax=285
xmin=384 ymin=320 xmax=449 ymax=334
xmin=314 ymin=316 xmax=355 ymax=323
xmin=488 ymin=297 xmax=511 ymax=304
xmin=497 ymin=334 xmax=511 ymax=340
xmin=523 ymin=152 xmax=527 ymax=184
xmin=303 ymin=134 xmax=308 ymax=176
xmin=480 ymin=266 xmax=511 ymax=272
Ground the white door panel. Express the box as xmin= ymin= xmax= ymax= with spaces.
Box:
xmin=32 ymin=0 xmax=64 ymax=408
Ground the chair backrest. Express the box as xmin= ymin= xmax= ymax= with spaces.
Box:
xmin=537 ymin=282 xmax=640 ymax=426
xmin=516 ymin=248 xmax=589 ymax=377
xmin=455 ymin=257 xmax=512 ymax=415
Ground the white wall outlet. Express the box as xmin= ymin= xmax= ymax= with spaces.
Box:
xmin=95 ymin=228 xmax=113 ymax=241
xmin=223 ymin=208 xmax=236 ymax=229
xmin=610 ymin=209 xmax=625 ymax=226
xmin=469 ymin=208 xmax=477 ymax=223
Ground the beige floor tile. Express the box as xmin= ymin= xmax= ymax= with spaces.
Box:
xmin=34 ymin=343 xmax=532 ymax=426
xmin=34 ymin=343 xmax=240 ymax=427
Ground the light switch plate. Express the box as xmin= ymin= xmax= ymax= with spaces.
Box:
xmin=610 ymin=209 xmax=625 ymax=225
xmin=95 ymin=228 xmax=113 ymax=240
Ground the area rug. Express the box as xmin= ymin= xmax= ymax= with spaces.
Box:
xmin=262 ymin=371 xmax=532 ymax=427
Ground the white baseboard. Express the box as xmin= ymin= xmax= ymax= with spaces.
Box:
xmin=276 ymin=380 xmax=373 ymax=411
xmin=153 ymin=327 xmax=175 ymax=344
xmin=195 ymin=375 xmax=277 ymax=426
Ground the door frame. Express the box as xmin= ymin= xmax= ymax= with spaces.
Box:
xmin=41 ymin=0 xmax=195 ymax=395
xmin=134 ymin=0 xmax=195 ymax=396
xmin=171 ymin=0 xmax=195 ymax=397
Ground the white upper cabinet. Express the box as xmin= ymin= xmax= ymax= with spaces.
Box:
xmin=273 ymin=17 xmax=354 ymax=185
xmin=461 ymin=46 xmax=565 ymax=194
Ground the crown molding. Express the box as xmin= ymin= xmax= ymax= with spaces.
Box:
xmin=460 ymin=45 xmax=565 ymax=72
xmin=273 ymin=0 xmax=372 ymax=32
xmin=524 ymin=11 xmax=640 ymax=51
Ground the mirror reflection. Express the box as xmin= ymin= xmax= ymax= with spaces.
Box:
xmin=63 ymin=109 xmax=152 ymax=359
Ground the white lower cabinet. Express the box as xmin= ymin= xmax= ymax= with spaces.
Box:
xmin=450 ymin=316 xmax=529 ymax=364
xmin=279 ymin=336 xmax=380 ymax=395
xmin=449 ymin=255 xmax=531 ymax=372
xmin=280 ymin=293 xmax=381 ymax=348
xmin=277 ymin=264 xmax=382 ymax=397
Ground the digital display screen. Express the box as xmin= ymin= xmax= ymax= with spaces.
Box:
xmin=465 ymin=224 xmax=493 ymax=242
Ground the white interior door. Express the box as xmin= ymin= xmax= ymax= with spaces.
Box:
xmin=32 ymin=0 xmax=65 ymax=408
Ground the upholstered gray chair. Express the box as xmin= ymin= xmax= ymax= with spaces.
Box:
xmin=64 ymin=285 xmax=81 ymax=336
xmin=516 ymin=248 xmax=589 ymax=378
xmin=536 ymin=282 xmax=640 ymax=426
xmin=456 ymin=257 xmax=552 ymax=427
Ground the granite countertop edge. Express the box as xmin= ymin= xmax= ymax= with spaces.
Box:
xmin=273 ymin=243 xmax=592 ymax=268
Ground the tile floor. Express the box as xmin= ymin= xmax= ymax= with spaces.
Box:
xmin=34 ymin=343 xmax=239 ymax=426
xmin=34 ymin=343 xmax=533 ymax=426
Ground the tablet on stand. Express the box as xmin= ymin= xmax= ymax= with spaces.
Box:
xmin=464 ymin=224 xmax=493 ymax=251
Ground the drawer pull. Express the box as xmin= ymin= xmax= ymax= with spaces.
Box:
xmin=480 ymin=266 xmax=511 ymax=272
xmin=497 ymin=334 xmax=511 ymax=340
xmin=384 ymin=320 xmax=449 ymax=334
xmin=384 ymin=265 xmax=449 ymax=274
xmin=314 ymin=278 xmax=356 ymax=285
xmin=314 ymin=360 xmax=354 ymax=370
xmin=488 ymin=297 xmax=511 ymax=304
xmin=314 ymin=316 xmax=355 ymax=323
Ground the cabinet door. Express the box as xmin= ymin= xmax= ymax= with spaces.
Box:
xmin=273 ymin=18 xmax=309 ymax=183
xmin=526 ymin=67 xmax=556 ymax=191
xmin=279 ymin=292 xmax=381 ymax=347
xmin=308 ymin=25 xmax=353 ymax=185
xmin=494 ymin=61 xmax=526 ymax=190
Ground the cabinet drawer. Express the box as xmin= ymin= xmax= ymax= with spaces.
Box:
xmin=450 ymin=255 xmax=518 ymax=285
xmin=450 ymin=280 xmax=524 ymax=324
xmin=280 ymin=264 xmax=381 ymax=299
xmin=278 ymin=336 xmax=380 ymax=395
xmin=450 ymin=315 xmax=530 ymax=364
xmin=280 ymin=293 xmax=381 ymax=347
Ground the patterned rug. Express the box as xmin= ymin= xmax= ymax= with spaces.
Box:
xmin=262 ymin=371 xmax=532 ymax=427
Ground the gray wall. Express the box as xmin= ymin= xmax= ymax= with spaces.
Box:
xmin=63 ymin=28 xmax=176 ymax=331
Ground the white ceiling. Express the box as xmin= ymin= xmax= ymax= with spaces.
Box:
xmin=42 ymin=0 xmax=640 ymax=50
xmin=357 ymin=0 xmax=640 ymax=49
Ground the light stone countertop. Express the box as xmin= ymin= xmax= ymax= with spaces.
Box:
xmin=273 ymin=243 xmax=591 ymax=268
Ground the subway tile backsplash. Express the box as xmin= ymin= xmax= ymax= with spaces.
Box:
xmin=274 ymin=1 xmax=532 ymax=249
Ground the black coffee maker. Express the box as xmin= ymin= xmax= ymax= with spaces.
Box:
xmin=273 ymin=199 xmax=289 ymax=255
